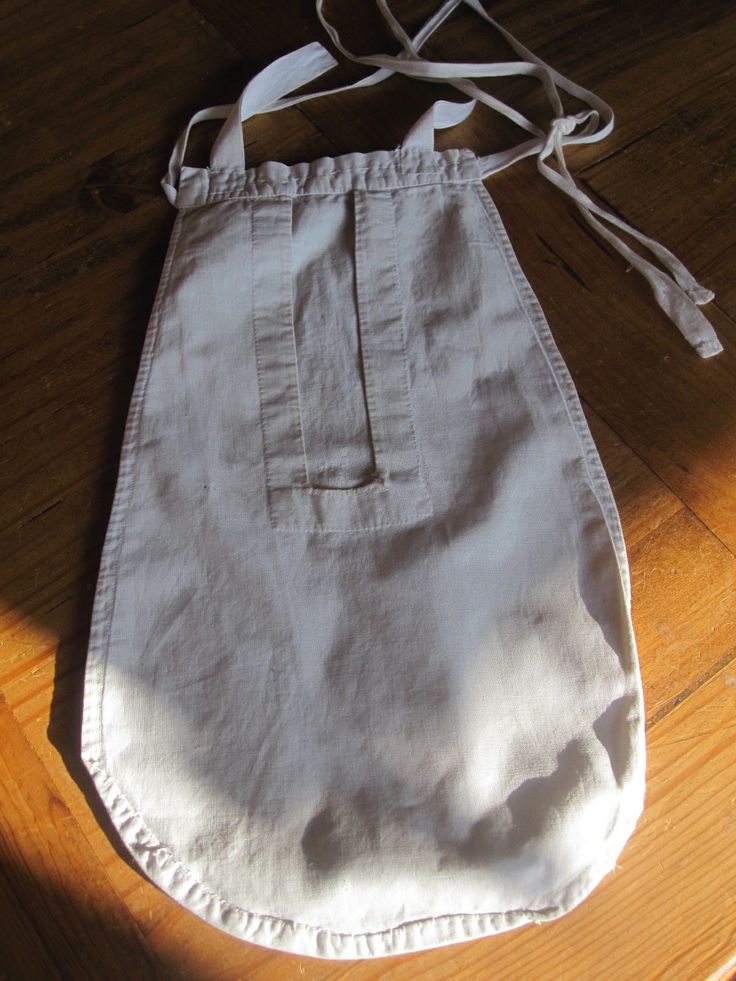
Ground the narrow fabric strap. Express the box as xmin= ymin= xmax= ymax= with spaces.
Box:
xmin=537 ymin=127 xmax=721 ymax=357
xmin=161 ymin=104 xmax=232 ymax=205
xmin=264 ymin=1 xmax=460 ymax=114
xmin=167 ymin=0 xmax=475 ymax=188
xmin=316 ymin=0 xmax=582 ymax=142
xmin=315 ymin=0 xmax=721 ymax=357
xmin=162 ymin=41 xmax=342 ymax=202
xmin=210 ymin=41 xmax=339 ymax=171
xmin=403 ymin=98 xmax=476 ymax=147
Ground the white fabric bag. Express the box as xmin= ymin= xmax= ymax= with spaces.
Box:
xmin=81 ymin=0 xmax=722 ymax=960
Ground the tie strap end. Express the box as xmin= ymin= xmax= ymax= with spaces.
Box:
xmin=687 ymin=285 xmax=715 ymax=305
xmin=694 ymin=336 xmax=724 ymax=359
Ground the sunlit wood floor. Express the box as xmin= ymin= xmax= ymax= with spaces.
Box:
xmin=1 ymin=1 xmax=735 ymax=978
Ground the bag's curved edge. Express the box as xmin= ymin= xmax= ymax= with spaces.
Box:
xmin=471 ymin=177 xmax=647 ymax=777
xmin=471 ymin=180 xmax=634 ymax=613
xmin=80 ymin=208 xmax=184 ymax=776
xmin=79 ymin=737 xmax=644 ymax=960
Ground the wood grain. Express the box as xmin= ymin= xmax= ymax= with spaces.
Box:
xmin=1 ymin=0 xmax=735 ymax=977
xmin=0 ymin=695 xmax=160 ymax=979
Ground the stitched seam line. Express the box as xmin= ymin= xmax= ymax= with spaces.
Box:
xmin=86 ymin=212 xmax=185 ymax=769
xmin=256 ymin=188 xmax=432 ymax=534
xmin=248 ymin=205 xmax=282 ymax=531
xmin=205 ymin=175 xmax=475 ymax=201
xmin=83 ymin=756 xmax=632 ymax=945
xmin=472 ymin=180 xmax=631 ymax=604
xmin=352 ymin=190 xmax=386 ymax=472
xmin=388 ymin=186 xmax=435 ymax=503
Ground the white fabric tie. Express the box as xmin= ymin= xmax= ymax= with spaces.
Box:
xmin=317 ymin=0 xmax=723 ymax=358
xmin=534 ymin=112 xmax=720 ymax=357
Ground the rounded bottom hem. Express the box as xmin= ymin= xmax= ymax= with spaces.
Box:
xmin=79 ymin=744 xmax=644 ymax=961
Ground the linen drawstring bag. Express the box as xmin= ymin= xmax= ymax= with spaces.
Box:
xmin=81 ymin=0 xmax=723 ymax=960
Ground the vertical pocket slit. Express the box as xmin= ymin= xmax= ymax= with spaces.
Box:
xmin=291 ymin=191 xmax=379 ymax=490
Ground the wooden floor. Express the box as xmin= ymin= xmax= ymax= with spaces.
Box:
xmin=1 ymin=1 xmax=735 ymax=978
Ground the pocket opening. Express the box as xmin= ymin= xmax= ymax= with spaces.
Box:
xmin=290 ymin=192 xmax=379 ymax=490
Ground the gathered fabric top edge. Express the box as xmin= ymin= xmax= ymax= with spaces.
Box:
xmin=174 ymin=146 xmax=482 ymax=207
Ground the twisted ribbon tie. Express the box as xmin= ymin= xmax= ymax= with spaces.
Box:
xmin=536 ymin=113 xmax=721 ymax=357
xmin=314 ymin=0 xmax=723 ymax=358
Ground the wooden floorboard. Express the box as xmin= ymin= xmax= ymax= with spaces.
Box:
xmin=0 ymin=696 xmax=161 ymax=979
xmin=1 ymin=1 xmax=735 ymax=977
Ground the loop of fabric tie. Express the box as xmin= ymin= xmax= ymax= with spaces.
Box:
xmin=403 ymin=98 xmax=477 ymax=148
xmin=161 ymin=104 xmax=232 ymax=205
xmin=162 ymin=41 xmax=342 ymax=202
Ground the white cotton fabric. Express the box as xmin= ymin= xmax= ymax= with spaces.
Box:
xmin=81 ymin=0 xmax=720 ymax=961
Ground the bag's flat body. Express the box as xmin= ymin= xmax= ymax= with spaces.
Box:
xmin=82 ymin=146 xmax=645 ymax=958
xmin=81 ymin=0 xmax=721 ymax=961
